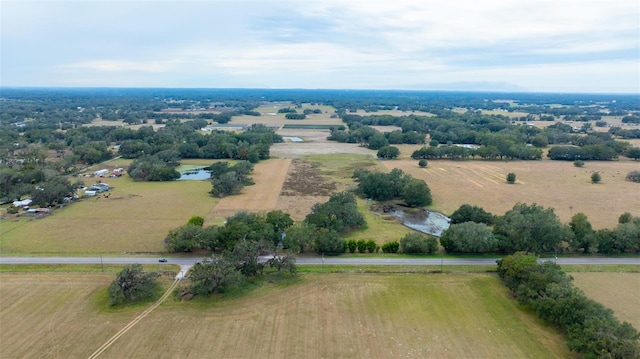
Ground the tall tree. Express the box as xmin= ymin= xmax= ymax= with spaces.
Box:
xmin=494 ymin=203 xmax=572 ymax=254
xmin=108 ymin=264 xmax=160 ymax=305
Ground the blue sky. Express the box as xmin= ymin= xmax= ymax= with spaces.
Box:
xmin=2 ymin=0 xmax=639 ymax=93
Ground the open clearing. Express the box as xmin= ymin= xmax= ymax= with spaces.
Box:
xmin=0 ymin=272 xmax=573 ymax=358
xmin=381 ymin=157 xmax=640 ymax=229
xmin=209 ymin=158 xmax=292 ymax=219
xmin=571 ymin=272 xmax=640 ymax=329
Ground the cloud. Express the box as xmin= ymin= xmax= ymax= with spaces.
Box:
xmin=1 ymin=0 xmax=638 ymax=92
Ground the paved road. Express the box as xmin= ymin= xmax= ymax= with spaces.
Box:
xmin=1 ymin=256 xmax=639 ymax=279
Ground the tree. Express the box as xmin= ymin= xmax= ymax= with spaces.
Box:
xmin=108 ymin=264 xmax=160 ymax=305
xmin=591 ymin=172 xmax=601 ymax=184
xmin=377 ymin=146 xmax=400 ymax=159
xmin=493 ymin=203 xmax=572 ymax=254
xmin=450 ymin=204 xmax=494 ymax=225
xmin=30 ymin=175 xmax=76 ymax=207
xmin=440 ymin=222 xmax=497 ymax=253
xmin=506 ymin=172 xmax=516 ymax=184
xmin=627 ymin=171 xmax=640 ymax=183
xmin=625 ymin=147 xmax=640 ymax=160
xmin=305 ymin=192 xmax=366 ymax=233
xmin=418 ymin=159 xmax=428 ymax=168
xmin=265 ymin=210 xmax=293 ymax=234
xmin=283 ymin=222 xmax=316 ymax=253
xmin=618 ymin=212 xmax=633 ymax=224
xmin=568 ymin=213 xmax=595 ymax=253
xmin=401 ymin=178 xmax=432 ymax=207
xmin=187 ymin=215 xmax=205 ymax=227
xmin=210 ymin=171 xmax=243 ymax=197
xmin=164 ymin=224 xmax=202 ymax=252
xmin=188 ymin=257 xmax=244 ymax=296
xmin=399 ymin=232 xmax=438 ymax=254
xmin=313 ymin=228 xmax=344 ymax=254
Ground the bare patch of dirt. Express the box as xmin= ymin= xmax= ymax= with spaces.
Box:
xmin=280 ymin=159 xmax=337 ymax=196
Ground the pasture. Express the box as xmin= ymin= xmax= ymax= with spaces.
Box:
xmin=571 ymin=272 xmax=640 ymax=329
xmin=0 ymin=272 xmax=573 ymax=358
xmin=381 ymin=157 xmax=640 ymax=229
xmin=0 ymin=163 xmax=215 ymax=255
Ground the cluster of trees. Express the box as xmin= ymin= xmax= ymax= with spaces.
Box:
xmin=412 ymin=144 xmax=542 ymax=161
xmin=610 ymin=126 xmax=640 ymax=140
xmin=108 ymin=264 xmax=161 ymax=306
xmin=441 ymin=203 xmax=640 ymax=255
xmin=119 ymin=123 xmax=280 ymax=163
xmin=497 ymin=253 xmax=640 ymax=357
xmin=0 ymin=156 xmax=81 ymax=206
xmin=209 ymin=161 xmax=254 ymax=197
xmin=165 ymin=193 xmax=367 ymax=257
xmin=128 ymin=152 xmax=181 ymax=181
xmin=328 ymin=124 xmax=425 ymax=150
xmin=353 ymin=168 xmax=432 ymax=207
xmin=187 ymin=240 xmax=297 ymax=298
xmin=165 ymin=212 xmax=293 ymax=253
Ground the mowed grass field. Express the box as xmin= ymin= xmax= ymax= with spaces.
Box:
xmin=571 ymin=272 xmax=640 ymax=329
xmin=0 ymin=159 xmax=216 ymax=254
xmin=0 ymin=272 xmax=573 ymax=359
xmin=381 ymin=157 xmax=640 ymax=229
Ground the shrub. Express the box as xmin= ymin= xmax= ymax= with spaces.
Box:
xmin=346 ymin=239 xmax=357 ymax=253
xmin=506 ymin=172 xmax=516 ymax=184
xmin=356 ymin=239 xmax=367 ymax=253
xmin=591 ymin=172 xmax=601 ymax=184
xmin=626 ymin=171 xmax=640 ymax=183
xmin=366 ymin=239 xmax=378 ymax=253
xmin=6 ymin=205 xmax=19 ymax=214
xmin=418 ymin=159 xmax=428 ymax=168
xmin=381 ymin=241 xmax=399 ymax=253
xmin=573 ymin=159 xmax=584 ymax=167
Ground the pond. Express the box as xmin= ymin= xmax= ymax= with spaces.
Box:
xmin=371 ymin=203 xmax=451 ymax=237
xmin=178 ymin=168 xmax=211 ymax=180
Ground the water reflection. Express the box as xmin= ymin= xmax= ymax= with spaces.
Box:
xmin=179 ymin=168 xmax=211 ymax=180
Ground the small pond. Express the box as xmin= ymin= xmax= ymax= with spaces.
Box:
xmin=178 ymin=168 xmax=211 ymax=180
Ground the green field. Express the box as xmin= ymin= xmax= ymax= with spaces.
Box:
xmin=0 ymin=172 xmax=216 ymax=255
xmin=0 ymin=272 xmax=572 ymax=358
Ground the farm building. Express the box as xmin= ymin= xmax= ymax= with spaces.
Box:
xmin=12 ymin=199 xmax=32 ymax=208
xmin=89 ymin=183 xmax=109 ymax=192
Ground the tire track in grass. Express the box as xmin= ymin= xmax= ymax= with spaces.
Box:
xmin=87 ymin=279 xmax=179 ymax=359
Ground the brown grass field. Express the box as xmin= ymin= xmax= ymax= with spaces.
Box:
xmin=571 ymin=272 xmax=640 ymax=329
xmin=0 ymin=272 xmax=573 ymax=358
xmin=380 ymin=155 xmax=640 ymax=229
xmin=209 ymin=158 xmax=292 ymax=219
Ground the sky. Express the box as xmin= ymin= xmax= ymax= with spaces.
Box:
xmin=1 ymin=0 xmax=639 ymax=93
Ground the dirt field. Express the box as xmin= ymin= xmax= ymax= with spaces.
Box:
xmin=0 ymin=273 xmax=572 ymax=358
xmin=571 ymin=272 xmax=640 ymax=329
xmin=380 ymin=157 xmax=640 ymax=229
xmin=271 ymin=129 xmax=376 ymax=158
xmin=208 ymin=158 xmax=292 ymax=219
